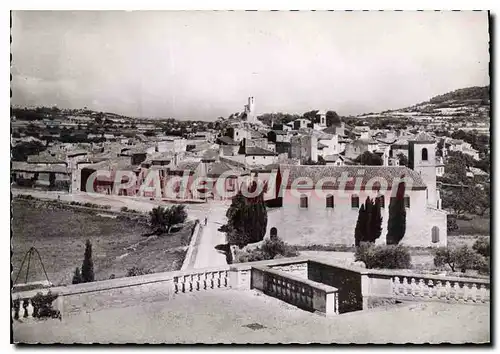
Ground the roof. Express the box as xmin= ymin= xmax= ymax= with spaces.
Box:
xmin=206 ymin=162 xmax=241 ymax=177
xmin=323 ymin=154 xmax=344 ymax=162
xmin=217 ymin=136 xmax=238 ymax=146
xmin=278 ymin=164 xmax=427 ymax=190
xmin=317 ymin=142 xmax=329 ymax=149
xmin=170 ymin=161 xmax=200 ymax=172
xmin=202 ymin=149 xmax=219 ymax=161
xmin=321 ymin=126 xmax=338 ymax=134
xmin=245 ymin=146 xmax=277 ymax=156
xmin=354 ymin=138 xmax=378 ymax=145
xmin=270 ymin=130 xmax=287 ymax=135
xmin=85 ymin=157 xmax=139 ymax=171
xmin=411 ymin=132 xmax=435 ymax=143
xmin=12 ymin=161 xmax=69 ymax=174
xmin=468 ymin=167 xmax=488 ymax=176
xmin=26 ymin=154 xmax=66 ymax=164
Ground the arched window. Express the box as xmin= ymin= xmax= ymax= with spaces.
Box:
xmin=378 ymin=195 xmax=385 ymax=208
xmin=404 ymin=195 xmax=410 ymax=208
xmin=270 ymin=227 xmax=278 ymax=241
xmin=351 ymin=194 xmax=359 ymax=209
xmin=326 ymin=195 xmax=334 ymax=208
xmin=431 ymin=226 xmax=439 ymax=243
xmin=300 ymin=194 xmax=308 ymax=208
xmin=422 ymin=148 xmax=428 ymax=161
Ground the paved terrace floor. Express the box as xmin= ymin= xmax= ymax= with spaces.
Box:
xmin=13 ymin=286 xmax=489 ymax=344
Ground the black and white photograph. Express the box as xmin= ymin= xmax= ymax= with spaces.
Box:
xmin=9 ymin=9 xmax=491 ymax=344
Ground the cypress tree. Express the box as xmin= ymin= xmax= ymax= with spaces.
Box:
xmin=364 ymin=197 xmax=373 ymax=242
xmin=387 ymin=180 xmax=407 ymax=245
xmin=354 ymin=204 xmax=367 ymax=246
xmin=368 ymin=197 xmax=383 ymax=243
xmin=81 ymin=239 xmax=95 ymax=283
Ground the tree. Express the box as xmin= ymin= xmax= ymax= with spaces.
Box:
xmin=304 ymin=156 xmax=326 ymax=165
xmin=386 ymin=179 xmax=406 ymax=245
xmin=368 ymin=197 xmax=383 ymax=243
xmin=473 ymin=237 xmax=490 ymax=258
xmin=81 ymin=240 xmax=95 ymax=283
xmin=354 ymin=151 xmax=383 ymax=166
xmin=397 ymin=153 xmax=408 ymax=167
xmin=223 ymin=186 xmax=268 ymax=248
xmin=433 ymin=245 xmax=483 ymax=273
xmin=72 ymin=267 xmax=82 ymax=284
xmin=354 ymin=204 xmax=367 ymax=247
xmin=326 ymin=111 xmax=341 ymax=127
xmin=149 ymin=205 xmax=187 ymax=234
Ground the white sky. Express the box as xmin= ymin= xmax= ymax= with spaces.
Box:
xmin=11 ymin=11 xmax=490 ymax=120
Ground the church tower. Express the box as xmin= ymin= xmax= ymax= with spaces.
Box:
xmin=244 ymin=96 xmax=256 ymax=123
xmin=408 ymin=132 xmax=438 ymax=208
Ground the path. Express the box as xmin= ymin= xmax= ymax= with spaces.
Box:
xmin=191 ymin=201 xmax=230 ymax=269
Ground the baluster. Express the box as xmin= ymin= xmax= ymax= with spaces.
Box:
xmin=418 ymin=279 xmax=426 ymax=297
xmin=463 ymin=283 xmax=471 ymax=302
xmin=196 ymin=274 xmax=201 ymax=291
xmin=217 ymin=271 xmax=223 ymax=288
xmin=410 ymin=278 xmax=417 ymax=296
xmin=470 ymin=283 xmax=478 ymax=302
xmin=451 ymin=281 xmax=459 ymax=301
xmin=436 ymin=281 xmax=443 ymax=299
xmin=402 ymin=277 xmax=409 ymax=296
xmin=22 ymin=299 xmax=29 ymax=318
xmin=225 ymin=271 xmax=229 ymax=287
xmin=427 ymin=280 xmax=434 ymax=298
xmin=174 ymin=278 xmax=179 ymax=293
xmin=393 ymin=277 xmax=399 ymax=295
xmin=444 ymin=281 xmax=451 ymax=300
xmin=478 ymin=284 xmax=486 ymax=303
xmin=474 ymin=284 xmax=482 ymax=303
xmin=201 ymin=273 xmax=207 ymax=290
xmin=26 ymin=299 xmax=34 ymax=318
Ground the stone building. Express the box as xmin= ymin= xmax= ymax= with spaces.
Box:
xmin=263 ymin=134 xmax=446 ymax=247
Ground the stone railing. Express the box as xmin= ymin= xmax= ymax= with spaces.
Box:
xmin=390 ymin=274 xmax=490 ymax=303
xmin=173 ymin=267 xmax=230 ymax=293
xmin=251 ymin=266 xmax=339 ymax=316
xmin=180 ymin=219 xmax=202 ymax=270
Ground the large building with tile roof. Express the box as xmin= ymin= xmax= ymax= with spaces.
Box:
xmin=263 ymin=136 xmax=446 ymax=247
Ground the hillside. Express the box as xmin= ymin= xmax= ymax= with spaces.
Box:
xmin=358 ymin=85 xmax=490 ymax=122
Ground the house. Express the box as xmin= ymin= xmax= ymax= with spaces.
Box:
xmin=293 ymin=119 xmax=311 ymax=130
xmin=344 ymin=138 xmax=378 ymax=160
xmin=436 ymin=157 xmax=445 ymax=177
xmin=244 ymin=146 xmax=278 ymax=166
xmin=290 ymin=135 xmax=318 ymax=163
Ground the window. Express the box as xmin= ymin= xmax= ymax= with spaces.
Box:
xmin=270 ymin=227 xmax=278 ymax=240
xmin=300 ymin=194 xmax=308 ymax=208
xmin=378 ymin=195 xmax=385 ymax=208
xmin=431 ymin=226 xmax=440 ymax=243
xmin=351 ymin=194 xmax=359 ymax=209
xmin=404 ymin=195 xmax=410 ymax=208
xmin=422 ymin=148 xmax=428 ymax=161
xmin=326 ymin=195 xmax=334 ymax=208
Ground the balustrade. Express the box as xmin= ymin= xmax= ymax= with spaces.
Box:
xmin=173 ymin=269 xmax=229 ymax=294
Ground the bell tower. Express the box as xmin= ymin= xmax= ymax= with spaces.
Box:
xmin=408 ymin=132 xmax=438 ymax=208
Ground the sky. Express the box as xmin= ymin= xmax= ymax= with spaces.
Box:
xmin=11 ymin=11 xmax=490 ymax=120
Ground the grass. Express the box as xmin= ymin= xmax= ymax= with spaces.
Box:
xmin=12 ymin=199 xmax=194 ymax=286
xmin=449 ymin=215 xmax=490 ymax=236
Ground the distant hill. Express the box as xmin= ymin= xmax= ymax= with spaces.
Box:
xmin=357 ymin=85 xmax=490 ymax=121
xmin=424 ymin=86 xmax=490 ymax=105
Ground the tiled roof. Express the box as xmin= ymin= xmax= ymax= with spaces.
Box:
xmin=245 ymin=146 xmax=277 ymax=156
xmin=412 ymin=132 xmax=435 ymax=143
xmin=202 ymin=149 xmax=219 ymax=160
xmin=323 ymin=154 xmax=343 ymax=162
xmin=171 ymin=161 xmax=200 ymax=172
xmin=354 ymin=138 xmax=378 ymax=145
xmin=217 ymin=136 xmax=238 ymax=145
xmin=279 ymin=164 xmax=427 ymax=190
xmin=206 ymin=162 xmax=240 ymax=177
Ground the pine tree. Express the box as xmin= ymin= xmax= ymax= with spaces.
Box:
xmin=387 ymin=180 xmax=407 ymax=245
xmin=81 ymin=239 xmax=95 ymax=283
xmin=72 ymin=267 xmax=82 ymax=285
xmin=354 ymin=204 xmax=367 ymax=247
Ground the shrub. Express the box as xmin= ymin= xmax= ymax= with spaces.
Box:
xmin=72 ymin=267 xmax=83 ymax=284
xmin=30 ymin=291 xmax=61 ymax=319
xmin=121 ymin=206 xmax=129 ymax=212
xmin=260 ymin=237 xmax=298 ymax=259
xmin=447 ymin=216 xmax=459 ymax=232
xmin=149 ymin=205 xmax=188 ymax=234
xmin=127 ymin=266 xmax=153 ymax=277
xmin=472 ymin=237 xmax=490 ymax=258
xmin=355 ymin=242 xmax=412 ymax=269
xmin=433 ymin=245 xmax=483 ymax=273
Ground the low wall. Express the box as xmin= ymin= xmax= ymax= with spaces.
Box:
xmin=180 ymin=220 xmax=202 ymax=270
xmin=251 ymin=266 xmax=339 ymax=316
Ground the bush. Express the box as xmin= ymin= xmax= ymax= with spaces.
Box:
xmin=447 ymin=216 xmax=459 ymax=232
xmin=72 ymin=267 xmax=82 ymax=284
xmin=472 ymin=237 xmax=490 ymax=258
xmin=260 ymin=237 xmax=298 ymax=259
xmin=121 ymin=206 xmax=129 ymax=212
xmin=433 ymin=245 xmax=484 ymax=273
xmin=30 ymin=291 xmax=61 ymax=319
xmin=127 ymin=266 xmax=153 ymax=277
xmin=355 ymin=243 xmax=412 ymax=269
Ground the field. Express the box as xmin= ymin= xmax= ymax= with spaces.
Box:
xmin=11 ymin=199 xmax=194 ymax=286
